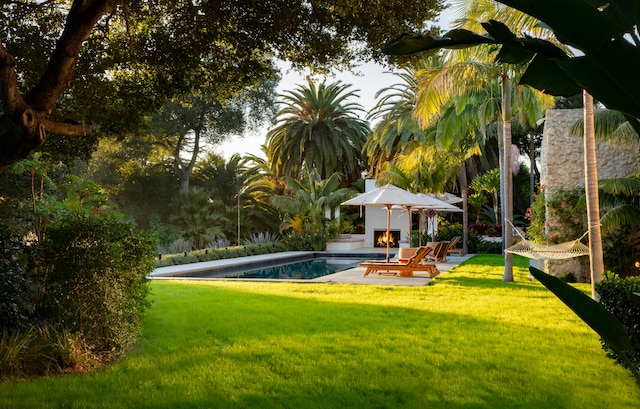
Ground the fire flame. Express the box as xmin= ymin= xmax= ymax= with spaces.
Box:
xmin=376 ymin=231 xmax=396 ymax=247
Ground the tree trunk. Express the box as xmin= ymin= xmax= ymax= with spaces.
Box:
xmin=460 ymin=165 xmax=469 ymax=255
xmin=174 ymin=130 xmax=201 ymax=195
xmin=583 ymin=91 xmax=604 ymax=300
xmin=0 ymin=1 xmax=116 ymax=171
xmin=502 ymin=75 xmax=514 ymax=282
xmin=529 ymin=132 xmax=536 ymax=205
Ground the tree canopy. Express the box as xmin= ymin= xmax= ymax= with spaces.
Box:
xmin=0 ymin=0 xmax=444 ymax=171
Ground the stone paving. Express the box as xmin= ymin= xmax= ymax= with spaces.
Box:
xmin=149 ymin=248 xmax=474 ymax=286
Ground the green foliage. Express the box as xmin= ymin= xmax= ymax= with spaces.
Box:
xmin=0 ymin=231 xmax=33 ymax=329
xmin=470 ymin=168 xmax=501 ymax=225
xmin=32 ymin=216 xmax=156 ymax=354
xmin=0 ymin=326 xmax=49 ymax=378
xmin=527 ymin=187 xmax=586 ymax=244
xmin=596 ymin=277 xmax=640 ymax=375
xmin=597 ymin=176 xmax=640 ymax=277
xmin=545 ymin=188 xmax=587 ymax=243
xmin=525 ymin=186 xmax=547 ymax=243
xmin=265 ymin=80 xmax=370 ymax=186
xmin=243 ymin=232 xmax=280 ymax=245
xmin=88 ymin=136 xmax=178 ymax=229
xmin=168 ymin=238 xmax=193 ymax=254
xmin=602 ymin=226 xmax=640 ymax=278
xmin=170 ymin=188 xmax=227 ymax=249
xmin=412 ymin=221 xmax=487 ymax=254
xmin=476 ymin=240 xmax=503 ymax=254
xmin=280 ymin=232 xmax=328 ymax=251
xmin=271 ymin=168 xmax=354 ymax=241
xmin=0 ymin=324 xmax=96 ymax=378
xmin=156 ymin=243 xmax=288 ymax=267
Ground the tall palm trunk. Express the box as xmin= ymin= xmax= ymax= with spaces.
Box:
xmin=583 ymin=91 xmax=604 ymax=299
xmin=502 ymin=75 xmax=514 ymax=282
xmin=529 ymin=133 xmax=536 ymax=204
xmin=460 ymin=165 xmax=469 ymax=255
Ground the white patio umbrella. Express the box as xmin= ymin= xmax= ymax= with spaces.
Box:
xmin=395 ymin=193 xmax=463 ymax=246
xmin=341 ymin=184 xmax=433 ymax=261
xmin=426 ymin=192 xmax=462 ymax=205
xmin=415 ymin=194 xmax=462 ymax=243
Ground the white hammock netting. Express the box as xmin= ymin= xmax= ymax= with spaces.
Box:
xmin=504 ymin=220 xmax=590 ymax=260
xmin=505 ymin=239 xmax=590 ymax=260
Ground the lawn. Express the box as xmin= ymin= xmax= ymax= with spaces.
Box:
xmin=1 ymin=255 xmax=638 ymax=408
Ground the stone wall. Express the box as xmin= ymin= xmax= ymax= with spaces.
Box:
xmin=540 ymin=109 xmax=639 ymax=280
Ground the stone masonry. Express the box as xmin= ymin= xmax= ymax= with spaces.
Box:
xmin=540 ymin=109 xmax=638 ymax=281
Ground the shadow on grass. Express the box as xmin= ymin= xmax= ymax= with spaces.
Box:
xmin=3 ymin=255 xmax=633 ymax=409
xmin=436 ymin=254 xmax=549 ymax=292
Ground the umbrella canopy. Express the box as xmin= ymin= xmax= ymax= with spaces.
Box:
xmin=425 ymin=192 xmax=463 ymax=205
xmin=412 ymin=193 xmax=462 ymax=243
xmin=341 ymin=184 xmax=430 ymax=207
xmin=393 ymin=193 xmax=462 ymax=246
xmin=341 ymin=184 xmax=436 ymax=261
xmin=406 ymin=193 xmax=462 ymax=212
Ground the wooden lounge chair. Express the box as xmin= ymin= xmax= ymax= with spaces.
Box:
xmin=446 ymin=236 xmax=465 ymax=256
xmin=427 ymin=241 xmax=450 ymax=263
xmin=359 ymin=246 xmax=440 ymax=278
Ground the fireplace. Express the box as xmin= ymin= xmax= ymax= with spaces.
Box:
xmin=374 ymin=230 xmax=400 ymax=248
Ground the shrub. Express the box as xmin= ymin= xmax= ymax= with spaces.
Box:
xmin=155 ymin=243 xmax=288 ymax=267
xmin=280 ymin=232 xmax=326 ymax=251
xmin=32 ymin=216 xmax=156 ymax=354
xmin=0 ymin=231 xmax=33 ymax=329
xmin=169 ymin=237 xmax=192 ymax=253
xmin=596 ymin=277 xmax=640 ymax=374
xmin=0 ymin=324 xmax=97 ymax=378
xmin=243 ymin=232 xmax=280 ymax=245
xmin=560 ymin=271 xmax=577 ymax=283
xmin=210 ymin=239 xmax=231 ymax=248
xmin=415 ymin=222 xmax=487 ymax=254
xmin=476 ymin=240 xmax=503 ymax=254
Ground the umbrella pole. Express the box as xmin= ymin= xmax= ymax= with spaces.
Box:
xmin=407 ymin=206 xmax=412 ymax=248
xmin=419 ymin=210 xmax=423 ymax=247
xmin=386 ymin=205 xmax=391 ymax=262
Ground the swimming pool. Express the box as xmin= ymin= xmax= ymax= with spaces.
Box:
xmin=221 ymin=258 xmax=359 ymax=279
xmin=150 ymin=252 xmax=389 ymax=280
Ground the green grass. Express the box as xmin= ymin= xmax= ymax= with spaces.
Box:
xmin=1 ymin=255 xmax=638 ymax=408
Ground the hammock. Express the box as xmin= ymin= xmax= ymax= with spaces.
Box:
xmin=504 ymin=220 xmax=590 ymax=261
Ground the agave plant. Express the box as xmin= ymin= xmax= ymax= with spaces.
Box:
xmin=243 ymin=232 xmax=280 ymax=245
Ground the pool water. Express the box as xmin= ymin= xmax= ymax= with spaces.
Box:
xmin=221 ymin=258 xmax=360 ymax=279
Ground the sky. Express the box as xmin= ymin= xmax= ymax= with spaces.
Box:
xmin=216 ymin=6 xmax=457 ymax=160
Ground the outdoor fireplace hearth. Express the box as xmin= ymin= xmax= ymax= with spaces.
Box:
xmin=374 ymin=230 xmax=400 ymax=248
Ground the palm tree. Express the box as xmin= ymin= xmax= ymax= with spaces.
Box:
xmin=170 ymin=188 xmax=226 ymax=249
xmin=376 ymin=146 xmax=460 ymax=194
xmin=470 ymin=168 xmax=501 ymax=225
xmin=569 ymin=107 xmax=640 ymax=284
xmin=364 ymin=68 xmax=425 ymax=174
xmin=408 ymin=1 xmax=555 ymax=280
xmin=411 ymin=58 xmax=503 ymax=257
xmin=458 ymin=0 xmax=599 ymax=288
xmin=193 ymin=153 xmax=281 ymax=242
xmin=582 ymin=92 xmax=605 ymax=294
xmin=595 ymin=174 xmax=640 ymax=278
xmin=265 ymin=79 xmax=370 ymax=186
